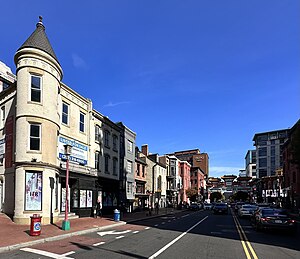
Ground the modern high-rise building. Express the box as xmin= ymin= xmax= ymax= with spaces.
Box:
xmin=253 ymin=129 xmax=289 ymax=178
xmin=245 ymin=150 xmax=256 ymax=178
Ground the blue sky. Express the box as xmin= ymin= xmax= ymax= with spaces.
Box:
xmin=1 ymin=1 xmax=299 ymax=177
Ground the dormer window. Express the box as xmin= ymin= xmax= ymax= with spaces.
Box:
xmin=31 ymin=75 xmax=41 ymax=102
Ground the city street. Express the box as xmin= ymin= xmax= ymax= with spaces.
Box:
xmin=1 ymin=209 xmax=299 ymax=259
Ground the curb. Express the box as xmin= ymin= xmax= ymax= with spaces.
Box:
xmin=0 ymin=221 xmax=126 ymax=254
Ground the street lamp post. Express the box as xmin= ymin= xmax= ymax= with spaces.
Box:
xmin=62 ymin=144 xmax=72 ymax=231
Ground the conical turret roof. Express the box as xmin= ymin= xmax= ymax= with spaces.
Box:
xmin=18 ymin=16 xmax=59 ymax=62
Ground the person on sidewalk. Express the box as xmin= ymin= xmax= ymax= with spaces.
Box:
xmin=96 ymin=199 xmax=102 ymax=218
xmin=155 ymin=202 xmax=159 ymax=215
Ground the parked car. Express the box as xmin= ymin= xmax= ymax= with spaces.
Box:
xmin=253 ymin=208 xmax=297 ymax=234
xmin=213 ymin=203 xmax=229 ymax=214
xmin=238 ymin=204 xmax=258 ymax=218
xmin=234 ymin=202 xmax=245 ymax=213
xmin=189 ymin=203 xmax=201 ymax=211
xmin=204 ymin=203 xmax=213 ymax=210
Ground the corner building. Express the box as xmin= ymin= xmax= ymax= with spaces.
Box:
xmin=0 ymin=18 xmax=125 ymax=224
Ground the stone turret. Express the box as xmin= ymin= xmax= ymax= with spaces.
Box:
xmin=13 ymin=17 xmax=63 ymax=224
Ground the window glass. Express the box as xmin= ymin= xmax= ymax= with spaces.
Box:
xmin=127 ymin=160 xmax=132 ymax=173
xmin=113 ymin=135 xmax=118 ymax=150
xmin=95 ymin=125 xmax=101 ymax=142
xmin=31 ymin=75 xmax=41 ymax=102
xmin=127 ymin=140 xmax=133 ymax=153
xmin=95 ymin=151 xmax=100 ymax=170
xmin=30 ymin=124 xmax=40 ymax=150
xmin=79 ymin=112 xmax=85 ymax=132
xmin=62 ymin=103 xmax=69 ymax=124
xmin=113 ymin=158 xmax=118 ymax=175
xmin=104 ymin=130 xmax=110 ymax=147
xmin=105 ymin=154 xmax=109 ymax=173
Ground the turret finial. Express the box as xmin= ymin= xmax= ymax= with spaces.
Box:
xmin=36 ymin=15 xmax=45 ymax=29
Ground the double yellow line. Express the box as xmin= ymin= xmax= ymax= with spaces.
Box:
xmin=232 ymin=212 xmax=258 ymax=259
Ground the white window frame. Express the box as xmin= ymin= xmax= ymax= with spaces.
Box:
xmin=30 ymin=75 xmax=42 ymax=103
xmin=79 ymin=112 xmax=85 ymax=133
xmin=95 ymin=125 xmax=101 ymax=142
xmin=29 ymin=123 xmax=41 ymax=151
xmin=62 ymin=102 xmax=69 ymax=125
xmin=127 ymin=140 xmax=133 ymax=153
xmin=127 ymin=160 xmax=132 ymax=174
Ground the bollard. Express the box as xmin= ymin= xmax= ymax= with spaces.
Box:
xmin=114 ymin=209 xmax=120 ymax=221
xmin=29 ymin=214 xmax=42 ymax=236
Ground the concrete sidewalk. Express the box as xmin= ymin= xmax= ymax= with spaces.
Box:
xmin=0 ymin=208 xmax=176 ymax=253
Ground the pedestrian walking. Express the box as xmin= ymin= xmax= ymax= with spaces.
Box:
xmin=96 ymin=199 xmax=102 ymax=218
xmin=155 ymin=202 xmax=159 ymax=215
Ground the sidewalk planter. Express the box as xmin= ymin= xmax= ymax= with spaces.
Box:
xmin=114 ymin=209 xmax=120 ymax=222
xmin=29 ymin=214 xmax=42 ymax=236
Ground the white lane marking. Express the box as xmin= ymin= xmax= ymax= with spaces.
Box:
xmin=154 ymin=224 xmax=159 ymax=227
xmin=133 ymin=231 xmax=139 ymax=234
xmin=20 ymin=248 xmax=74 ymax=258
xmin=148 ymin=216 xmax=208 ymax=259
xmin=168 ymin=220 xmax=171 ymax=222
xmin=97 ymin=230 xmax=131 ymax=236
xmin=61 ymin=251 xmax=76 ymax=256
xmin=145 ymin=227 xmax=150 ymax=230
xmin=116 ymin=236 xmax=124 ymax=239
xmin=93 ymin=242 xmax=106 ymax=246
xmin=162 ymin=222 xmax=165 ymax=225
xmin=181 ymin=214 xmax=190 ymax=218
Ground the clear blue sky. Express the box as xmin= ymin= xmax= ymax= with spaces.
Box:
xmin=1 ymin=1 xmax=299 ymax=177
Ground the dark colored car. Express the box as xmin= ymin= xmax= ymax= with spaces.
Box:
xmin=253 ymin=208 xmax=297 ymax=234
xmin=189 ymin=203 xmax=200 ymax=211
xmin=213 ymin=203 xmax=229 ymax=214
xmin=234 ymin=202 xmax=245 ymax=213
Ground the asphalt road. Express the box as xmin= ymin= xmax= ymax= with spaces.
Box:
xmin=2 ymin=209 xmax=299 ymax=259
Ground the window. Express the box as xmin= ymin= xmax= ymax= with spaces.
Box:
xmin=258 ymin=147 xmax=267 ymax=156
xmin=113 ymin=135 xmax=118 ymax=151
xmin=157 ymin=175 xmax=162 ymax=190
xmin=31 ymin=75 xmax=41 ymax=102
xmin=127 ymin=182 xmax=133 ymax=194
xmin=95 ymin=151 xmax=101 ymax=170
xmin=127 ymin=160 xmax=132 ymax=173
xmin=127 ymin=140 xmax=133 ymax=153
xmin=2 ymin=81 xmax=10 ymax=90
xmin=62 ymin=102 xmax=69 ymax=125
xmin=25 ymin=171 xmax=42 ymax=210
xmin=137 ymin=165 xmax=140 ymax=176
xmin=113 ymin=157 xmax=118 ymax=175
xmin=142 ymin=165 xmax=145 ymax=177
xmin=79 ymin=112 xmax=85 ymax=132
xmin=1 ymin=106 xmax=5 ymax=125
xmin=259 ymin=158 xmax=267 ymax=167
xmin=104 ymin=130 xmax=110 ymax=147
xmin=104 ymin=154 xmax=110 ymax=173
xmin=29 ymin=123 xmax=41 ymax=151
xmin=95 ymin=125 xmax=101 ymax=142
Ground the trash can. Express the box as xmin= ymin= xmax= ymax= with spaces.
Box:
xmin=114 ymin=209 xmax=120 ymax=221
xmin=29 ymin=214 xmax=42 ymax=236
